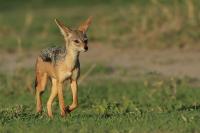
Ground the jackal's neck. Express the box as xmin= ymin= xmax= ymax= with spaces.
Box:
xmin=64 ymin=45 xmax=79 ymax=68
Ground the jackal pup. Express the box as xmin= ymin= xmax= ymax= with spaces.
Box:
xmin=35 ymin=17 xmax=92 ymax=117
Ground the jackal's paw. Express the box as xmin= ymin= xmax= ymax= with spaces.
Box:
xmin=60 ymin=110 xmax=67 ymax=117
xmin=35 ymin=110 xmax=44 ymax=118
xmin=65 ymin=106 xmax=71 ymax=114
xmin=47 ymin=113 xmax=53 ymax=118
xmin=36 ymin=110 xmax=43 ymax=115
xmin=35 ymin=112 xmax=42 ymax=117
xmin=69 ymin=104 xmax=78 ymax=111
xmin=36 ymin=108 xmax=43 ymax=113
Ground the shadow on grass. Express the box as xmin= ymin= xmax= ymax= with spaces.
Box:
xmin=177 ymin=105 xmax=200 ymax=111
xmin=0 ymin=104 xmax=132 ymax=125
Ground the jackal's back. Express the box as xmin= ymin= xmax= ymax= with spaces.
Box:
xmin=40 ymin=46 xmax=66 ymax=63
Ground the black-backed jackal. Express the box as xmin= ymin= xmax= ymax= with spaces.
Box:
xmin=35 ymin=17 xmax=92 ymax=118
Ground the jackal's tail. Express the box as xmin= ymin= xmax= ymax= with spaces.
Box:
xmin=34 ymin=77 xmax=38 ymax=93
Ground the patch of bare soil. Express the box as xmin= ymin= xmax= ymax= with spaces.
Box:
xmin=0 ymin=43 xmax=200 ymax=80
xmin=82 ymin=43 xmax=200 ymax=79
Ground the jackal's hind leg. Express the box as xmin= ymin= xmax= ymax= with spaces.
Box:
xmin=47 ymin=78 xmax=58 ymax=118
xmin=35 ymin=73 xmax=48 ymax=113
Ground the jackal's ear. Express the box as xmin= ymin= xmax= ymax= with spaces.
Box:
xmin=55 ymin=18 xmax=72 ymax=37
xmin=78 ymin=16 xmax=92 ymax=33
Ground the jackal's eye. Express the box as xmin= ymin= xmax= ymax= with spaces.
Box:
xmin=73 ymin=40 xmax=80 ymax=43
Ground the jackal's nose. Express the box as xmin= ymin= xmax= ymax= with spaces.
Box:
xmin=84 ymin=46 xmax=88 ymax=51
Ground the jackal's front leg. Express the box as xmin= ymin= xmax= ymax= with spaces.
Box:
xmin=57 ymin=81 xmax=66 ymax=116
xmin=67 ymin=80 xmax=78 ymax=112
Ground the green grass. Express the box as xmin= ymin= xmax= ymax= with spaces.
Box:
xmin=0 ymin=67 xmax=200 ymax=132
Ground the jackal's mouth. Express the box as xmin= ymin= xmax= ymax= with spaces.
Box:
xmin=80 ymin=47 xmax=88 ymax=52
xmin=83 ymin=49 xmax=88 ymax=52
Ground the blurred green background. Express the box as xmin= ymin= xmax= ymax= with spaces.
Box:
xmin=0 ymin=0 xmax=200 ymax=51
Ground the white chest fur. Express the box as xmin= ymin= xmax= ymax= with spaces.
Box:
xmin=56 ymin=51 xmax=79 ymax=82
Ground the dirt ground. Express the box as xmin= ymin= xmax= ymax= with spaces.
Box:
xmin=0 ymin=43 xmax=200 ymax=80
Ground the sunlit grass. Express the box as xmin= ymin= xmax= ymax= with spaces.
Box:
xmin=0 ymin=67 xmax=200 ymax=132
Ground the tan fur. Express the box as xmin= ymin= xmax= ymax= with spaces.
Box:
xmin=35 ymin=17 xmax=92 ymax=118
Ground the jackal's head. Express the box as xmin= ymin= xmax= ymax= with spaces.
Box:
xmin=55 ymin=17 xmax=92 ymax=52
